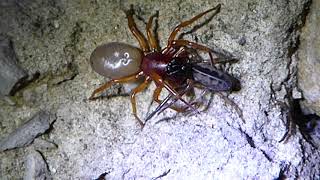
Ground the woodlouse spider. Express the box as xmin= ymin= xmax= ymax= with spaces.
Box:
xmin=89 ymin=4 xmax=240 ymax=127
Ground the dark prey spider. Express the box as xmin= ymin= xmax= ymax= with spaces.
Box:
xmin=89 ymin=4 xmax=240 ymax=127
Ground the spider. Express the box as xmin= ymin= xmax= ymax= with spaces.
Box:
xmin=89 ymin=4 xmax=239 ymax=127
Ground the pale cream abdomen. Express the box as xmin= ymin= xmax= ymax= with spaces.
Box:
xmin=90 ymin=42 xmax=143 ymax=79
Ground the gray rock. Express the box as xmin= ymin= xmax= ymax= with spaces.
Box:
xmin=298 ymin=0 xmax=320 ymax=115
xmin=0 ymin=111 xmax=56 ymax=151
xmin=24 ymin=150 xmax=51 ymax=180
xmin=0 ymin=35 xmax=27 ymax=95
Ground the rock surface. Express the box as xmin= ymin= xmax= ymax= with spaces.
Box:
xmin=0 ymin=35 xmax=27 ymax=95
xmin=298 ymin=0 xmax=320 ymax=115
xmin=0 ymin=0 xmax=319 ymax=179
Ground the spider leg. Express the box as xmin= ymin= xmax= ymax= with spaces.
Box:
xmin=89 ymin=72 xmax=143 ymax=100
xmin=146 ymin=12 xmax=159 ymax=51
xmin=145 ymin=80 xmax=196 ymax=121
xmin=156 ymin=80 xmax=196 ymax=115
xmin=145 ymin=92 xmax=174 ymax=122
xmin=167 ymin=4 xmax=221 ymax=45
xmin=153 ymin=85 xmax=186 ymax=112
xmin=150 ymin=72 xmax=199 ymax=114
xmin=124 ymin=7 xmax=150 ymax=52
xmin=171 ymin=39 xmax=217 ymax=65
xmin=217 ymin=92 xmax=245 ymax=123
xmin=130 ymin=77 xmax=151 ymax=127
xmin=163 ymin=82 xmax=200 ymax=113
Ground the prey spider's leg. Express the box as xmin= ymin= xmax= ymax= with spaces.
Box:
xmin=217 ymin=92 xmax=245 ymax=123
xmin=130 ymin=77 xmax=151 ymax=127
xmin=151 ymin=72 xmax=199 ymax=114
xmin=162 ymin=82 xmax=199 ymax=114
xmin=146 ymin=82 xmax=193 ymax=122
xmin=171 ymin=39 xmax=216 ymax=65
xmin=124 ymin=7 xmax=150 ymax=52
xmin=153 ymin=85 xmax=186 ymax=112
xmin=155 ymin=94 xmax=175 ymax=116
xmin=89 ymin=72 xmax=143 ymax=100
xmin=146 ymin=12 xmax=159 ymax=51
xmin=145 ymin=92 xmax=174 ymax=122
xmin=156 ymin=81 xmax=195 ymax=116
xmin=167 ymin=4 xmax=221 ymax=46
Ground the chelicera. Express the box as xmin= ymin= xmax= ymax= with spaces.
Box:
xmin=89 ymin=4 xmax=239 ymax=127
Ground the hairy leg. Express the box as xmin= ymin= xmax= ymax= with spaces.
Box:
xmin=130 ymin=77 xmax=151 ymax=127
xmin=89 ymin=72 xmax=143 ymax=100
xmin=167 ymin=4 xmax=221 ymax=45
xmin=124 ymin=7 xmax=150 ymax=52
xmin=146 ymin=13 xmax=159 ymax=51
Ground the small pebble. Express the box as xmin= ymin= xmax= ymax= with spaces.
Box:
xmin=0 ymin=111 xmax=56 ymax=151
xmin=24 ymin=150 xmax=51 ymax=180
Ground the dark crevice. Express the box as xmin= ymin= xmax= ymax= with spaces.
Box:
xmin=276 ymin=0 xmax=313 ymax=143
xmin=260 ymin=149 xmax=272 ymax=162
xmin=151 ymin=169 xmax=171 ymax=180
xmin=94 ymin=171 xmax=110 ymax=180
xmin=279 ymin=94 xmax=319 ymax=148
xmin=10 ymin=71 xmax=40 ymax=96
xmin=244 ymin=131 xmax=256 ymax=148
xmin=238 ymin=127 xmax=256 ymax=148
xmin=285 ymin=0 xmax=311 ymax=60
xmin=55 ymin=72 xmax=78 ymax=85
xmin=274 ymin=163 xmax=290 ymax=180
xmin=53 ymin=63 xmax=79 ymax=85
xmin=34 ymin=150 xmax=51 ymax=174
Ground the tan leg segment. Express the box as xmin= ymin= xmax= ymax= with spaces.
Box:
xmin=125 ymin=8 xmax=150 ymax=52
xmin=146 ymin=14 xmax=159 ymax=51
xmin=89 ymin=73 xmax=142 ymax=100
xmin=153 ymin=85 xmax=163 ymax=103
xmin=167 ymin=4 xmax=221 ymax=45
xmin=130 ymin=77 xmax=151 ymax=127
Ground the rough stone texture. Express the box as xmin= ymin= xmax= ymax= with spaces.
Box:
xmin=0 ymin=0 xmax=319 ymax=179
xmin=298 ymin=0 xmax=320 ymax=115
xmin=0 ymin=35 xmax=27 ymax=95
xmin=303 ymin=114 xmax=320 ymax=149
xmin=0 ymin=111 xmax=56 ymax=151
xmin=24 ymin=150 xmax=51 ymax=180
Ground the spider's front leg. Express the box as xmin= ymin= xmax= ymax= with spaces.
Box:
xmin=124 ymin=6 xmax=150 ymax=52
xmin=146 ymin=12 xmax=159 ymax=51
xmin=167 ymin=4 xmax=221 ymax=45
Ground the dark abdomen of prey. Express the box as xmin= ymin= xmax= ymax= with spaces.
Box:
xmin=192 ymin=64 xmax=241 ymax=92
